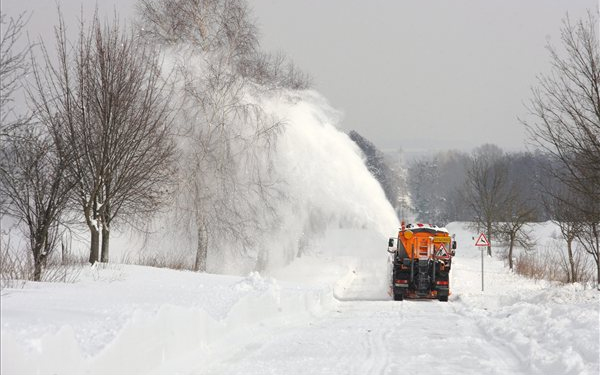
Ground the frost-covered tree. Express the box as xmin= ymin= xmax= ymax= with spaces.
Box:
xmin=407 ymin=158 xmax=442 ymax=224
xmin=348 ymin=130 xmax=402 ymax=216
xmin=137 ymin=0 xmax=308 ymax=271
xmin=433 ymin=150 xmax=471 ymax=222
xmin=405 ymin=150 xmax=472 ymax=225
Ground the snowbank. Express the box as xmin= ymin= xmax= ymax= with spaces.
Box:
xmin=2 ymin=223 xmax=598 ymax=375
xmin=448 ymin=222 xmax=599 ymax=375
xmin=1 ymin=256 xmax=358 ymax=375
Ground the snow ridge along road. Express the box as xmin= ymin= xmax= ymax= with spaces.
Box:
xmin=1 ymin=223 xmax=598 ymax=375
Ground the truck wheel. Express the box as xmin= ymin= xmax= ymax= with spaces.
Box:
xmin=394 ymin=292 xmax=404 ymax=301
xmin=438 ymin=296 xmax=448 ymax=302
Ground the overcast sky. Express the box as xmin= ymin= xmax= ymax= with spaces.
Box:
xmin=3 ymin=0 xmax=598 ymax=153
xmin=250 ymin=0 xmax=598 ymax=153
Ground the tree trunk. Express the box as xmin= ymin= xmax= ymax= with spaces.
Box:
xmin=33 ymin=245 xmax=43 ymax=281
xmin=100 ymin=181 xmax=111 ymax=263
xmin=33 ymin=256 xmax=43 ymax=281
xmin=101 ymin=225 xmax=110 ymax=263
xmin=62 ymin=240 xmax=67 ymax=265
xmin=89 ymin=227 xmax=100 ymax=264
xmin=508 ymin=234 xmax=515 ymax=270
xmin=597 ymin=253 xmax=599 ymax=291
xmin=594 ymin=224 xmax=599 ymax=291
xmin=194 ymin=217 xmax=207 ymax=272
xmin=596 ymin=231 xmax=599 ymax=291
xmin=32 ymin=229 xmax=50 ymax=281
xmin=486 ymin=223 xmax=492 ymax=256
xmin=566 ymin=237 xmax=575 ymax=282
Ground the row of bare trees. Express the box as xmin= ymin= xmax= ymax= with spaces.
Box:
xmin=464 ymin=145 xmax=536 ymax=268
xmin=466 ymin=13 xmax=598 ymax=284
xmin=407 ymin=13 xmax=598 ymax=285
xmin=1 ymin=0 xmax=311 ymax=280
xmin=1 ymin=10 xmax=176 ymax=280
xmin=408 ymin=146 xmax=541 ymax=265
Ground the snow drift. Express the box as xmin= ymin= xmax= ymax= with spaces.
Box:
xmin=0 ymin=259 xmax=357 ymax=375
xmin=3 ymin=223 xmax=598 ymax=375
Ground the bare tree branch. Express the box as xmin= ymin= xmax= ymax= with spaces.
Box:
xmin=522 ymin=12 xmax=600 ymax=287
xmin=0 ymin=12 xmax=33 ymax=138
xmin=29 ymin=9 xmax=176 ymax=264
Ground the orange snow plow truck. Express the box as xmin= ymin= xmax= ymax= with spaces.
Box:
xmin=387 ymin=222 xmax=456 ymax=302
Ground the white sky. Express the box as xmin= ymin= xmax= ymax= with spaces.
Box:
xmin=3 ymin=0 xmax=598 ymax=153
xmin=250 ymin=0 xmax=599 ymax=153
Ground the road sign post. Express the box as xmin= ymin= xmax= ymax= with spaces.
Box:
xmin=475 ymin=233 xmax=490 ymax=292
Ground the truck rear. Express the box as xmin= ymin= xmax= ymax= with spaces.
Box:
xmin=387 ymin=222 xmax=456 ymax=301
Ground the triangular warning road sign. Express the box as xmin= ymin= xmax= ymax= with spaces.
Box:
xmin=475 ymin=233 xmax=490 ymax=247
xmin=436 ymin=243 xmax=450 ymax=259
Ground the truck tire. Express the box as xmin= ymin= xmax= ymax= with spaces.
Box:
xmin=438 ymin=295 xmax=448 ymax=302
xmin=394 ymin=292 xmax=404 ymax=301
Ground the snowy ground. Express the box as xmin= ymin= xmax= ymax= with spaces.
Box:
xmin=1 ymin=223 xmax=598 ymax=375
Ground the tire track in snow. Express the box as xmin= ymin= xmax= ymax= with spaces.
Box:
xmin=189 ymin=299 xmax=525 ymax=375
xmin=186 ymin=255 xmax=529 ymax=375
xmin=450 ymin=298 xmax=524 ymax=371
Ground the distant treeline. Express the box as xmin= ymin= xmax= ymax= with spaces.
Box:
xmin=348 ymin=133 xmax=552 ymax=224
xmin=406 ymin=145 xmax=554 ymax=224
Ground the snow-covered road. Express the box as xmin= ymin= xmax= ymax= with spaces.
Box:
xmin=199 ymin=300 xmax=522 ymax=375
xmin=2 ymin=223 xmax=598 ymax=375
xmin=190 ymin=222 xmax=599 ymax=375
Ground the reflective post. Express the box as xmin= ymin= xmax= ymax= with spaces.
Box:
xmin=481 ymin=246 xmax=484 ymax=292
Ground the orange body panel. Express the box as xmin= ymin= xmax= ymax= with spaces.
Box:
xmin=390 ymin=223 xmax=454 ymax=300
xmin=398 ymin=229 xmax=452 ymax=260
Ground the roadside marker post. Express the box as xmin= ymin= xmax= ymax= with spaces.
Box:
xmin=475 ymin=233 xmax=490 ymax=292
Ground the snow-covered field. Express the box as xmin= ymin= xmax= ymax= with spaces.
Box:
xmin=2 ymin=223 xmax=598 ymax=375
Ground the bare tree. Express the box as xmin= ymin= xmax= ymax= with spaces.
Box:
xmin=137 ymin=0 xmax=257 ymax=59
xmin=0 ymin=129 xmax=72 ymax=281
xmin=523 ymin=12 xmax=600 ymax=287
xmin=0 ymin=12 xmax=32 ymax=139
xmin=138 ymin=0 xmax=310 ymax=91
xmin=177 ymin=55 xmax=283 ymax=271
xmin=542 ymin=178 xmax=585 ymax=282
xmin=237 ymin=50 xmax=312 ymax=90
xmin=497 ymin=186 xmax=536 ymax=270
xmin=29 ymin=11 xmax=176 ymax=264
xmin=575 ymin=194 xmax=599 ymax=284
xmin=1 ymin=13 xmax=32 ymax=226
xmin=465 ymin=144 xmax=510 ymax=256
xmin=137 ymin=0 xmax=291 ymax=272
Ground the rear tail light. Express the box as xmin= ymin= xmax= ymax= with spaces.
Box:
xmin=395 ymin=279 xmax=408 ymax=284
xmin=436 ymin=281 xmax=449 ymax=286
